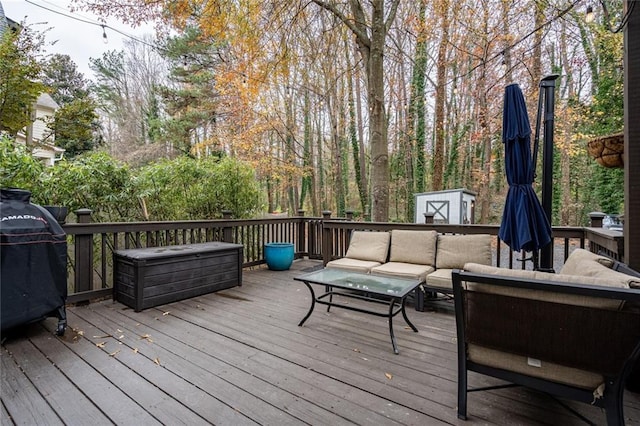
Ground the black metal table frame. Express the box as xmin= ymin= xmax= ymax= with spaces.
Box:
xmin=295 ymin=279 xmax=419 ymax=354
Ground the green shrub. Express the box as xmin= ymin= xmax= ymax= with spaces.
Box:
xmin=0 ymin=136 xmax=45 ymax=192
xmin=38 ymin=151 xmax=139 ymax=221
xmin=136 ymin=156 xmax=262 ymax=220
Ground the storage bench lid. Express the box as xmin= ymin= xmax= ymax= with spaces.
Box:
xmin=114 ymin=242 xmax=243 ymax=260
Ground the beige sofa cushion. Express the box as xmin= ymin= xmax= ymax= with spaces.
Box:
xmin=389 ymin=230 xmax=438 ymax=265
xmin=468 ymin=344 xmax=603 ymax=391
xmin=559 ymin=249 xmax=640 ymax=289
xmin=435 ymin=234 xmax=491 ymax=269
xmin=462 ymin=263 xmax=627 ymax=310
xmin=560 ymin=248 xmax=614 ymax=275
xmin=371 ymin=262 xmax=435 ymax=281
xmin=325 ymin=258 xmax=381 ymax=273
xmin=425 ymin=268 xmax=455 ymax=290
xmin=344 ymin=231 xmax=390 ymax=263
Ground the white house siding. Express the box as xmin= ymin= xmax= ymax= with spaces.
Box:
xmin=13 ymin=93 xmax=64 ymax=167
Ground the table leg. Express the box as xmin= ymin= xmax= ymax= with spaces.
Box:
xmin=298 ymin=281 xmax=316 ymax=326
xmin=388 ymin=300 xmax=399 ymax=354
xmin=326 ymin=285 xmax=332 ymax=312
xmin=401 ymin=297 xmax=419 ymax=332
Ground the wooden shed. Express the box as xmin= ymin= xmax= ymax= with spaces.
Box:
xmin=414 ymin=188 xmax=476 ymax=224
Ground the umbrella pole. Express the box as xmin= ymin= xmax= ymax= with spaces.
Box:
xmin=538 ymin=74 xmax=560 ymax=272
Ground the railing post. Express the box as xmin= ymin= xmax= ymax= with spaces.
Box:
xmin=297 ymin=210 xmax=306 ymax=258
xmin=589 ymin=211 xmax=605 ymax=228
xmin=75 ymin=208 xmax=93 ymax=293
xmin=322 ymin=211 xmax=332 ymax=265
xmin=222 ymin=210 xmax=233 ymax=242
xmin=345 ymin=210 xmax=354 ymax=220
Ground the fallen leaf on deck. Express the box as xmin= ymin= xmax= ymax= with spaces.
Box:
xmin=385 ymin=373 xmax=393 ymax=380
xmin=96 ymin=342 xmax=106 ymax=348
xmin=133 ymin=348 xmax=139 ymax=354
xmin=109 ymin=350 xmax=121 ymax=357
xmin=118 ymin=335 xmax=124 ymax=339
xmin=352 ymin=348 xmax=361 ymax=353
xmin=162 ymin=311 xmax=170 ymax=316
xmin=154 ymin=358 xmax=161 ymax=365
xmin=93 ymin=335 xmax=111 ymax=339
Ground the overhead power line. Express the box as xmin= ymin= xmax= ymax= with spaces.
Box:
xmin=24 ymin=0 xmax=160 ymax=51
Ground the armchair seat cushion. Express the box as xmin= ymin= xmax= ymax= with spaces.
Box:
xmin=371 ymin=262 xmax=435 ymax=281
xmin=468 ymin=344 xmax=604 ymax=391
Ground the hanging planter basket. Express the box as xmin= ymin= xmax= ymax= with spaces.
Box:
xmin=587 ymin=132 xmax=624 ymax=168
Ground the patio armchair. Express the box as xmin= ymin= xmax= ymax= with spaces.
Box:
xmin=451 ymin=251 xmax=640 ymax=425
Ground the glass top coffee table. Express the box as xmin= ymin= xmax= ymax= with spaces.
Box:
xmin=294 ymin=268 xmax=421 ymax=354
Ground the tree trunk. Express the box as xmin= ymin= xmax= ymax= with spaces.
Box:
xmin=409 ymin=0 xmax=428 ymax=215
xmin=478 ymin=1 xmax=491 ymax=223
xmin=345 ymin=36 xmax=367 ymax=218
xmin=354 ymin=56 xmax=369 ymax=220
xmin=365 ymin=0 xmax=389 ymax=221
xmin=312 ymin=0 xmax=399 ymax=221
xmin=433 ymin=0 xmax=450 ymax=192
xmin=559 ymin=21 xmax=574 ymax=225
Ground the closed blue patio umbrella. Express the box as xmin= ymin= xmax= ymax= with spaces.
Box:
xmin=498 ymin=83 xmax=552 ymax=265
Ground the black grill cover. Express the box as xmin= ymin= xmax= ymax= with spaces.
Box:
xmin=1 ymin=188 xmax=67 ymax=333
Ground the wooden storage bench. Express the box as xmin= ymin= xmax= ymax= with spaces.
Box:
xmin=114 ymin=242 xmax=243 ymax=311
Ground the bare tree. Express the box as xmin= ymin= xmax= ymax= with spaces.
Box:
xmin=311 ymin=0 xmax=400 ymax=222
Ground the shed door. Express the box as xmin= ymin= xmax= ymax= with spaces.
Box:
xmin=426 ymin=200 xmax=450 ymax=224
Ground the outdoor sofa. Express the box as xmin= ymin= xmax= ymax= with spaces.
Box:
xmin=325 ymin=230 xmax=492 ymax=310
xmin=452 ymin=248 xmax=640 ymax=425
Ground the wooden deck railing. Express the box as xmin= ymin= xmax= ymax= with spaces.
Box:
xmin=62 ymin=209 xmax=321 ymax=303
xmin=60 ymin=209 xmax=620 ymax=304
xmin=584 ymin=227 xmax=625 ymax=261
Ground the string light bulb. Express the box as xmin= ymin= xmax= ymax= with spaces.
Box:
xmin=585 ymin=5 xmax=595 ymax=23
xmin=101 ymin=25 xmax=108 ymax=44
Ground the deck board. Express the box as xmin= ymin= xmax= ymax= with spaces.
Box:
xmin=2 ymin=259 xmax=639 ymax=425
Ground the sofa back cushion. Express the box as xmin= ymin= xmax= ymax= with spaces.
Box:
xmin=560 ymin=248 xmax=614 ymax=275
xmin=344 ymin=231 xmax=390 ymax=263
xmin=389 ymin=230 xmax=438 ymax=265
xmin=560 ymin=248 xmax=640 ymax=289
xmin=435 ymin=234 xmax=491 ymax=269
xmin=462 ymin=262 xmax=627 ymax=310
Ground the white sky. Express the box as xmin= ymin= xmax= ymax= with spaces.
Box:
xmin=2 ymin=0 xmax=154 ymax=79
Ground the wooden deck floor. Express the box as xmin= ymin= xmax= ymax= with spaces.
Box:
xmin=2 ymin=259 xmax=639 ymax=425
